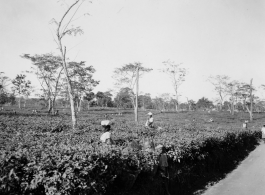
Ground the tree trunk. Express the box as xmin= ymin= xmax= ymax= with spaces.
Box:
xmin=18 ymin=96 xmax=21 ymax=109
xmin=24 ymin=98 xmax=26 ymax=108
xmin=48 ymin=99 xmax=52 ymax=113
xmin=56 ymin=1 xmax=80 ymax=129
xmin=51 ymin=99 xmax=55 ymax=114
xmin=175 ymin=95 xmax=179 ymax=112
xmin=249 ymin=79 xmax=253 ymax=121
xmin=78 ymin=98 xmax=82 ymax=112
xmin=59 ymin=46 xmax=77 ymax=129
xmin=135 ymin=66 xmax=139 ymax=123
xmin=231 ymin=98 xmax=234 ymax=115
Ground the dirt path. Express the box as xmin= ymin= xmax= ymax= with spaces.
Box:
xmin=202 ymin=141 xmax=265 ymax=195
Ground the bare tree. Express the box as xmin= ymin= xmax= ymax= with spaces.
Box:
xmin=22 ymin=53 xmax=64 ymax=114
xmin=113 ymin=62 xmax=152 ymax=122
xmin=238 ymin=79 xmax=255 ymax=121
xmin=208 ymin=75 xmax=230 ymax=111
xmin=50 ymin=0 xmax=90 ymax=128
xmin=161 ymin=60 xmax=187 ymax=112
xmin=225 ymin=80 xmax=240 ymax=115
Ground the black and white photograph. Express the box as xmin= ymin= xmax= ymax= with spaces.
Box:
xmin=0 ymin=0 xmax=265 ymax=194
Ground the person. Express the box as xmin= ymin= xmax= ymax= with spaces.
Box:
xmin=262 ymin=125 xmax=265 ymax=143
xmin=145 ymin=112 xmax=154 ymax=128
xmin=100 ymin=120 xmax=114 ymax=144
xmin=153 ymin=144 xmax=170 ymax=195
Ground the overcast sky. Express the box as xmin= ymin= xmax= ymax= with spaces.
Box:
xmin=1 ymin=0 xmax=265 ymax=102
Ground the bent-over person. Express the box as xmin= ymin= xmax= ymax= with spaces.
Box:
xmin=100 ymin=120 xmax=114 ymax=145
xmin=145 ymin=112 xmax=154 ymax=128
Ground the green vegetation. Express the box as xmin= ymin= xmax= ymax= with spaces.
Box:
xmin=0 ymin=110 xmax=262 ymax=195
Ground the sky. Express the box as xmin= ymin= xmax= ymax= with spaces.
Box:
xmin=0 ymin=0 xmax=265 ymax=102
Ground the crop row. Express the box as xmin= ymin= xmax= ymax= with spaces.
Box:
xmin=0 ymin=113 xmax=262 ymax=194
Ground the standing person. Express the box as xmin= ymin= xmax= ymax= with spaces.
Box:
xmin=145 ymin=112 xmax=154 ymax=128
xmin=262 ymin=125 xmax=265 ymax=143
xmin=100 ymin=120 xmax=114 ymax=144
xmin=153 ymin=144 xmax=171 ymax=195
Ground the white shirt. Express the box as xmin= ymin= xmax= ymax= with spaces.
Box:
xmin=261 ymin=127 xmax=265 ymax=134
xmin=145 ymin=117 xmax=154 ymax=127
xmin=100 ymin=132 xmax=111 ymax=143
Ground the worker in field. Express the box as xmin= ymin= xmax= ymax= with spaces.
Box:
xmin=100 ymin=120 xmax=114 ymax=144
xmin=262 ymin=125 xmax=265 ymax=143
xmin=145 ymin=112 xmax=154 ymax=128
xmin=153 ymin=144 xmax=171 ymax=195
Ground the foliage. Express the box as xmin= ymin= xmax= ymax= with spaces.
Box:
xmin=0 ymin=72 xmax=10 ymax=94
xmin=21 ymin=53 xmax=64 ymax=112
xmin=11 ymin=74 xmax=31 ymax=109
xmin=161 ymin=60 xmax=187 ymax=111
xmin=196 ymin=97 xmax=213 ymax=109
xmin=0 ymin=111 xmax=262 ymax=194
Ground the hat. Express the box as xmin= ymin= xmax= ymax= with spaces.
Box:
xmin=147 ymin=112 xmax=153 ymax=116
xmin=101 ymin=120 xmax=110 ymax=126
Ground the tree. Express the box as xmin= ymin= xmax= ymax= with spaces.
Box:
xmin=161 ymin=60 xmax=187 ymax=111
xmin=225 ymin=80 xmax=240 ymax=115
xmin=152 ymin=97 xmax=165 ymax=111
xmin=186 ymin=97 xmax=196 ymax=111
xmin=21 ymin=53 xmax=64 ymax=113
xmin=84 ymin=91 xmax=95 ymax=110
xmin=208 ymin=75 xmax=230 ymax=110
xmin=51 ymin=0 xmax=89 ymax=128
xmin=102 ymin=91 xmax=113 ymax=107
xmin=95 ymin=91 xmax=113 ymax=107
xmin=0 ymin=93 xmax=16 ymax=106
xmin=95 ymin=91 xmax=105 ymax=107
xmin=67 ymin=61 xmax=99 ymax=112
xmin=160 ymin=93 xmax=172 ymax=111
xmin=139 ymin=93 xmax=152 ymax=110
xmin=23 ymin=86 xmax=34 ymax=108
xmin=238 ymin=79 xmax=255 ymax=121
xmin=12 ymin=74 xmax=31 ymax=109
xmin=0 ymin=72 xmax=10 ymax=94
xmin=113 ymin=62 xmax=152 ymax=122
xmin=114 ymin=87 xmax=133 ymax=112
xmin=196 ymin=97 xmax=213 ymax=110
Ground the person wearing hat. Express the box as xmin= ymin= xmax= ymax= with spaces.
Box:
xmin=145 ymin=112 xmax=154 ymax=128
xmin=100 ymin=120 xmax=114 ymax=144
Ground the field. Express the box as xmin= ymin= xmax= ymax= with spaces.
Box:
xmin=0 ymin=108 xmax=263 ymax=195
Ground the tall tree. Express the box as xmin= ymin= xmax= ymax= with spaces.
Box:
xmin=113 ymin=62 xmax=152 ymax=122
xmin=225 ymin=80 xmax=240 ymax=115
xmin=238 ymin=79 xmax=255 ymax=121
xmin=161 ymin=60 xmax=187 ymax=112
xmin=0 ymin=72 xmax=10 ymax=94
xmin=12 ymin=74 xmax=31 ymax=109
xmin=67 ymin=61 xmax=99 ymax=112
xmin=51 ymin=0 xmax=89 ymax=128
xmin=208 ymin=75 xmax=230 ymax=110
xmin=22 ymin=53 xmax=64 ymax=113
